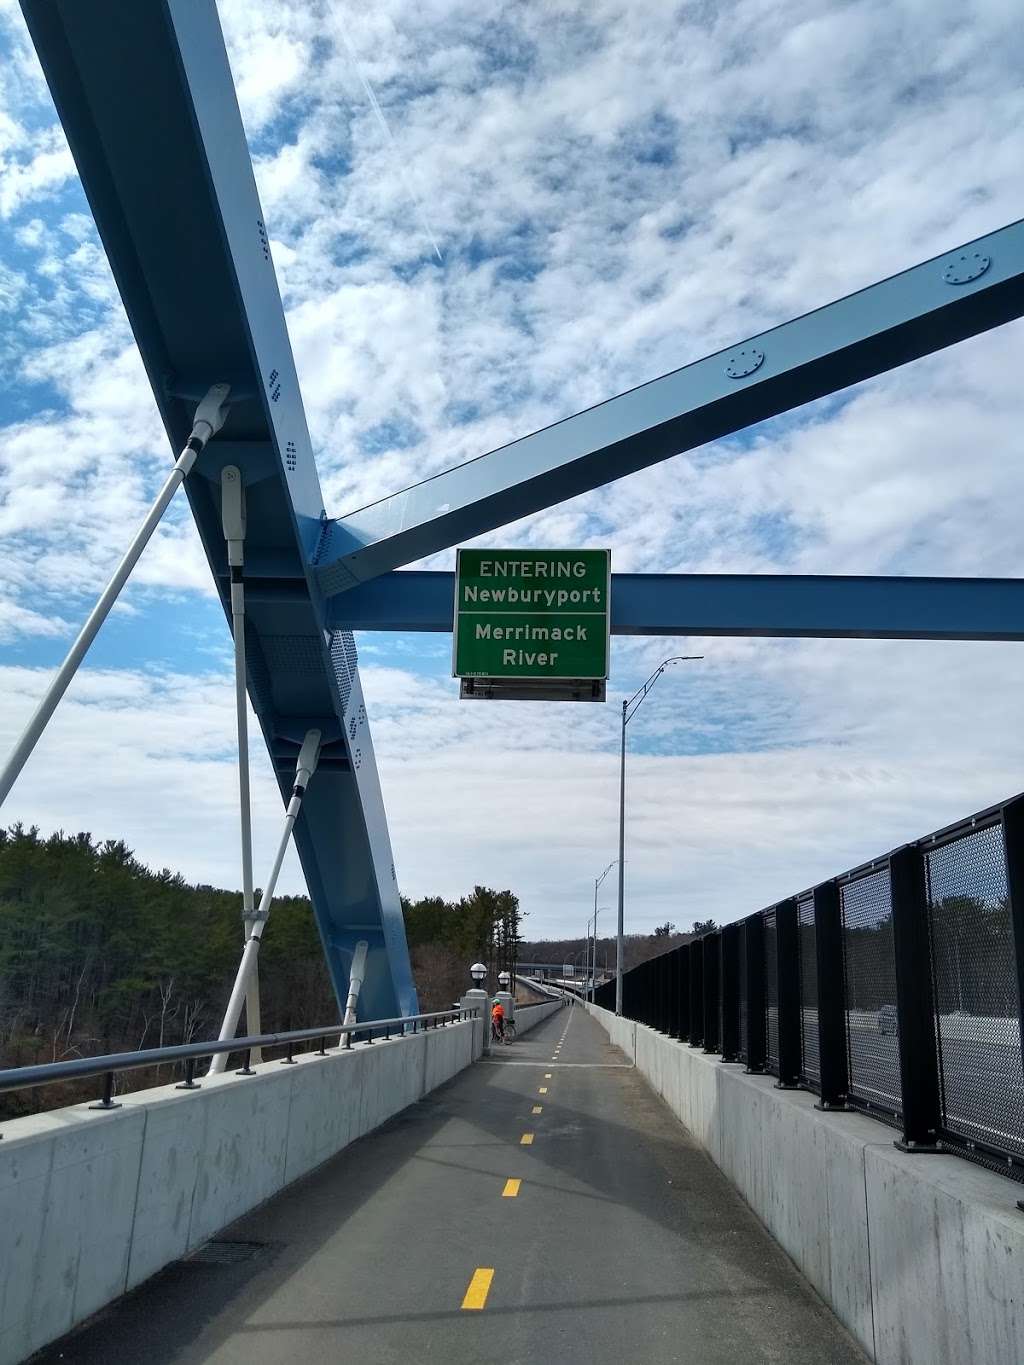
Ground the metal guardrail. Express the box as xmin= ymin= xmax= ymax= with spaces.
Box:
xmin=597 ymin=791 xmax=1024 ymax=1188
xmin=0 ymin=1007 xmax=479 ymax=1123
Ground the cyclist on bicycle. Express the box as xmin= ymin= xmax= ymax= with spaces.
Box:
xmin=491 ymin=999 xmax=505 ymax=1042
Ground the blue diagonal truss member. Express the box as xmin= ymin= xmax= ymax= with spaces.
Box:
xmin=316 ymin=220 xmax=1024 ymax=592
xmin=19 ymin=0 xmax=417 ymax=1020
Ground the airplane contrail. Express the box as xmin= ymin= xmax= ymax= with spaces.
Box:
xmin=339 ymin=30 xmax=445 ymax=265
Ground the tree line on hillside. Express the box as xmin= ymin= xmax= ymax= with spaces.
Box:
xmin=401 ymin=885 xmax=522 ymax=1008
xmin=0 ymin=825 xmax=521 ymax=1119
xmin=519 ymin=926 xmax=694 ymax=977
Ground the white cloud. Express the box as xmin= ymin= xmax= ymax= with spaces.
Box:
xmin=0 ymin=0 xmax=1023 ymax=940
xmin=0 ymin=663 xmax=303 ymax=892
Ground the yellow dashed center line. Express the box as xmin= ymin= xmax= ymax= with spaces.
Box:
xmin=544 ymin=1073 xmax=552 ymax=1078
xmin=538 ymin=1086 xmax=548 ymax=1094
xmin=532 ymin=1105 xmax=543 ymax=1114
xmin=502 ymin=1178 xmax=521 ymax=1198
xmin=461 ymin=1268 xmax=495 ymax=1310
xmin=520 ymin=1133 xmax=534 ymax=1145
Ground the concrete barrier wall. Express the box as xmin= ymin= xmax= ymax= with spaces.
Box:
xmin=514 ymin=1000 xmax=562 ymax=1034
xmin=587 ymin=1003 xmax=1024 ymax=1365
xmin=0 ymin=1017 xmax=481 ymax=1365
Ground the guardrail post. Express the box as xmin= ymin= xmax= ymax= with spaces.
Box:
xmin=175 ymin=1058 xmax=201 ymax=1090
xmin=702 ymin=933 xmax=719 ymax=1053
xmin=720 ymin=924 xmax=740 ymax=1061
xmin=1000 ymin=797 xmax=1024 ymax=1210
xmin=688 ymin=939 xmax=704 ymax=1046
xmin=89 ymin=1071 xmax=121 ymax=1110
xmin=889 ymin=845 xmax=942 ymax=1151
xmin=775 ymin=899 xmax=801 ymax=1088
xmin=744 ymin=914 xmax=766 ymax=1073
xmin=813 ymin=880 xmax=849 ymax=1109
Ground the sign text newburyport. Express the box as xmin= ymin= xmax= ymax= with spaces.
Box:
xmin=453 ymin=549 xmax=610 ymax=680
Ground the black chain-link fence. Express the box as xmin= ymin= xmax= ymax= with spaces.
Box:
xmin=594 ymin=791 xmax=1024 ymax=1185
xmin=738 ymin=919 xmax=749 ymax=1065
xmin=841 ymin=866 xmax=902 ymax=1122
xmin=765 ymin=908 xmax=779 ymax=1076
xmin=924 ymin=820 xmax=1024 ymax=1163
xmin=798 ymin=894 xmax=820 ymax=1091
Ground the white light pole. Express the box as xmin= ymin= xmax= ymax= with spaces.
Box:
xmin=593 ymin=861 xmax=616 ymax=1002
xmin=616 ymin=655 xmax=703 ymax=1015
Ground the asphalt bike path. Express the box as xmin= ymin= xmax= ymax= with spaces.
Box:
xmin=37 ymin=1005 xmax=867 ymax=1364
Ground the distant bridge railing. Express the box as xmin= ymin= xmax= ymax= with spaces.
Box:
xmin=595 ymin=791 xmax=1024 ymax=1185
xmin=0 ymin=1007 xmax=476 ymax=1126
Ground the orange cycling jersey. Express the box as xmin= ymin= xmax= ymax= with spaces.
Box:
xmin=491 ymin=1004 xmax=504 ymax=1019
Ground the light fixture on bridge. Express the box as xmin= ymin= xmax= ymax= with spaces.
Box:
xmin=469 ymin=962 xmax=487 ymax=986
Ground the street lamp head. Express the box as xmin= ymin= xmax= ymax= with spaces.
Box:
xmin=497 ymin=971 xmax=510 ymax=987
xmin=469 ymin=962 xmax=486 ymax=984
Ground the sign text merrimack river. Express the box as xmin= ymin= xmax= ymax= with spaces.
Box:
xmin=454 ymin=549 xmax=610 ymax=680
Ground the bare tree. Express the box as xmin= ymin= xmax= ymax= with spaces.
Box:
xmin=182 ymin=998 xmax=205 ymax=1044
xmin=157 ymin=977 xmax=179 ymax=1049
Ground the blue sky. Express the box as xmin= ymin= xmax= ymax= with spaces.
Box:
xmin=1 ymin=0 xmax=1023 ymax=937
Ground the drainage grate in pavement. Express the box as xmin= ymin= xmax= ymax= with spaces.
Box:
xmin=186 ymin=1240 xmax=269 ymax=1265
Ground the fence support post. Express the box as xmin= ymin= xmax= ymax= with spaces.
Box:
xmin=813 ymin=880 xmax=849 ymax=1110
xmin=702 ymin=932 xmax=720 ymax=1054
xmin=890 ymin=845 xmax=942 ymax=1152
xmin=775 ymin=899 xmax=801 ymax=1088
xmin=720 ymin=923 xmax=741 ymax=1061
xmin=676 ymin=945 xmax=691 ymax=1041
xmin=689 ymin=938 xmax=704 ymax=1047
xmin=665 ymin=949 xmax=677 ymax=1036
xmin=744 ymin=915 xmax=766 ymax=1073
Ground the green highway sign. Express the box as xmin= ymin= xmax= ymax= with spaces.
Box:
xmin=454 ymin=548 xmax=610 ymax=682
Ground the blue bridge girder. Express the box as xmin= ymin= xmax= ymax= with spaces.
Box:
xmin=18 ymin=0 xmax=1024 ymax=1032
xmin=325 ymin=571 xmax=1024 ymax=642
xmin=315 ymin=218 xmax=1024 ymax=594
xmin=19 ymin=0 xmax=418 ymax=1020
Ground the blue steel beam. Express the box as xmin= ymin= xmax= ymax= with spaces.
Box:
xmin=317 ymin=220 xmax=1024 ymax=592
xmin=327 ymin=571 xmax=1024 ymax=642
xmin=20 ymin=0 xmax=417 ymax=1020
